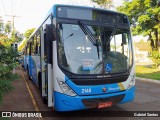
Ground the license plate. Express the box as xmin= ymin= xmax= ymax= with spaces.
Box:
xmin=98 ymin=101 xmax=112 ymax=108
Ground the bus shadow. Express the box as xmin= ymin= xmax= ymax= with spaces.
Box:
xmin=43 ymin=105 xmax=132 ymax=118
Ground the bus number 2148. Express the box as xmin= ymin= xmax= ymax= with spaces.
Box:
xmin=82 ymin=88 xmax=91 ymax=93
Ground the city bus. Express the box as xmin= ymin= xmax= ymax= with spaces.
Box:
xmin=23 ymin=4 xmax=135 ymax=111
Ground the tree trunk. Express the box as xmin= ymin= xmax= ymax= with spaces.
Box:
xmin=155 ymin=29 xmax=159 ymax=49
xmin=149 ymin=33 xmax=155 ymax=50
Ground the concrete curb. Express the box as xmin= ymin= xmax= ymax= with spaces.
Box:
xmin=136 ymin=77 xmax=160 ymax=84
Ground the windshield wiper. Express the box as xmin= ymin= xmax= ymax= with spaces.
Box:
xmin=78 ymin=20 xmax=100 ymax=59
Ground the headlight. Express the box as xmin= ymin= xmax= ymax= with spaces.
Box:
xmin=127 ymin=76 xmax=135 ymax=89
xmin=57 ymin=78 xmax=77 ymax=96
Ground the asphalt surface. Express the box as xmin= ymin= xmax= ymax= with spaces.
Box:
xmin=0 ymin=68 xmax=160 ymax=120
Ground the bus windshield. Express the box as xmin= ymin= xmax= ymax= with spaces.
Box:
xmin=57 ymin=23 xmax=132 ymax=75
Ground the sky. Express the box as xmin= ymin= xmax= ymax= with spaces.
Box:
xmin=0 ymin=0 xmax=123 ymax=33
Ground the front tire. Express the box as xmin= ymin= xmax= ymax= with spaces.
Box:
xmin=27 ymin=66 xmax=31 ymax=80
xmin=42 ymin=97 xmax=48 ymax=104
xmin=38 ymin=73 xmax=42 ymax=92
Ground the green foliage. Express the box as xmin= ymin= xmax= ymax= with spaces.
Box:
xmin=0 ymin=19 xmax=20 ymax=103
xmin=0 ymin=74 xmax=18 ymax=103
xmin=117 ymin=0 xmax=160 ymax=51
xmin=24 ymin=28 xmax=35 ymax=39
xmin=0 ymin=44 xmax=18 ymax=77
xmin=117 ymin=0 xmax=159 ymax=34
xmin=136 ymin=65 xmax=160 ymax=80
xmin=149 ymin=50 xmax=160 ymax=67
xmin=11 ymin=30 xmax=23 ymax=43
xmin=91 ymin=0 xmax=113 ymax=8
xmin=0 ymin=117 xmax=10 ymax=120
xmin=18 ymin=39 xmax=27 ymax=51
xmin=0 ymin=21 xmax=4 ymax=35
xmin=0 ymin=44 xmax=18 ymax=102
xmin=18 ymin=28 xmax=35 ymax=51
xmin=5 ymin=22 xmax=11 ymax=35
xmin=0 ymin=80 xmax=14 ymax=94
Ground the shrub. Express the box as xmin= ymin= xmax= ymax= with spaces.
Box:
xmin=0 ymin=44 xmax=19 ymax=103
xmin=149 ymin=50 xmax=160 ymax=68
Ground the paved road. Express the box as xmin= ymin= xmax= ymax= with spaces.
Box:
xmin=24 ymin=69 xmax=160 ymax=120
xmin=0 ymin=68 xmax=160 ymax=120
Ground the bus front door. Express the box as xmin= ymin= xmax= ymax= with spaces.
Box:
xmin=40 ymin=24 xmax=54 ymax=107
xmin=40 ymin=30 xmax=48 ymax=103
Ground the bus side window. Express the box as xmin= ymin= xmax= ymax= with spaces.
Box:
xmin=37 ymin=32 xmax=41 ymax=55
xmin=26 ymin=43 xmax=28 ymax=55
xmin=44 ymin=32 xmax=47 ymax=58
xmin=28 ymin=43 xmax=30 ymax=55
xmin=26 ymin=45 xmax=28 ymax=55
xmin=31 ymin=38 xmax=34 ymax=55
xmin=29 ymin=42 xmax=31 ymax=55
xmin=31 ymin=36 xmax=37 ymax=55
xmin=34 ymin=35 xmax=37 ymax=55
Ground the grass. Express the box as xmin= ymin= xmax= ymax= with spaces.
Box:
xmin=136 ymin=65 xmax=160 ymax=80
xmin=0 ymin=117 xmax=10 ymax=120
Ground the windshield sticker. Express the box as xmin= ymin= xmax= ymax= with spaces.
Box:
xmin=82 ymin=59 xmax=94 ymax=70
xmin=105 ymin=63 xmax=112 ymax=72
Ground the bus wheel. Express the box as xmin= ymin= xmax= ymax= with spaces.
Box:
xmin=38 ymin=73 xmax=42 ymax=92
xmin=27 ymin=67 xmax=31 ymax=80
xmin=42 ymin=97 xmax=47 ymax=104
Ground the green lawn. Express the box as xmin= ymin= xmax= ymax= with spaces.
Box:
xmin=136 ymin=66 xmax=160 ymax=80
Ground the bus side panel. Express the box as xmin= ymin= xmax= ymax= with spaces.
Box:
xmin=23 ymin=55 xmax=27 ymax=70
xmin=28 ymin=55 xmax=32 ymax=77
xmin=24 ymin=55 xmax=29 ymax=70
xmin=23 ymin=55 xmax=26 ymax=70
xmin=29 ymin=55 xmax=40 ymax=86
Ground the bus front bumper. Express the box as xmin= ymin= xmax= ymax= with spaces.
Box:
xmin=54 ymin=86 xmax=135 ymax=111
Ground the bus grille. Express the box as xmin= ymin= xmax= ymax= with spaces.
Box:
xmin=71 ymin=75 xmax=128 ymax=85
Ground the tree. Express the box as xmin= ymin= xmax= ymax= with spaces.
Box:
xmin=5 ymin=22 xmax=12 ymax=35
xmin=117 ymin=0 xmax=160 ymax=67
xmin=24 ymin=28 xmax=35 ymax=39
xmin=0 ymin=20 xmax=19 ymax=102
xmin=91 ymin=0 xmax=113 ymax=9
xmin=18 ymin=28 xmax=35 ymax=51
xmin=18 ymin=39 xmax=27 ymax=51
xmin=117 ymin=0 xmax=160 ymax=50
xmin=0 ymin=21 xmax=4 ymax=35
xmin=11 ymin=29 xmax=23 ymax=43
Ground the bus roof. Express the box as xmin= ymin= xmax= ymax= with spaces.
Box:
xmin=50 ymin=4 xmax=126 ymax=17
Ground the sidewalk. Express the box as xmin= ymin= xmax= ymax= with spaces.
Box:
xmin=136 ymin=77 xmax=160 ymax=84
xmin=0 ymin=68 xmax=38 ymax=120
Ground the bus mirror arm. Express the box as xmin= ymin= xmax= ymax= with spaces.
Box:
xmin=122 ymin=33 xmax=127 ymax=45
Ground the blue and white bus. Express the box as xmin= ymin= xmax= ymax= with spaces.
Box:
xmin=23 ymin=4 xmax=135 ymax=111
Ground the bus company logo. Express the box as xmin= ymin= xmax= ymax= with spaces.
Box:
xmin=2 ymin=112 xmax=11 ymax=117
xmin=102 ymin=87 xmax=107 ymax=92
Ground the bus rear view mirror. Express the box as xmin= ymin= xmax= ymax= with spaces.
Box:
xmin=45 ymin=24 xmax=56 ymax=64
